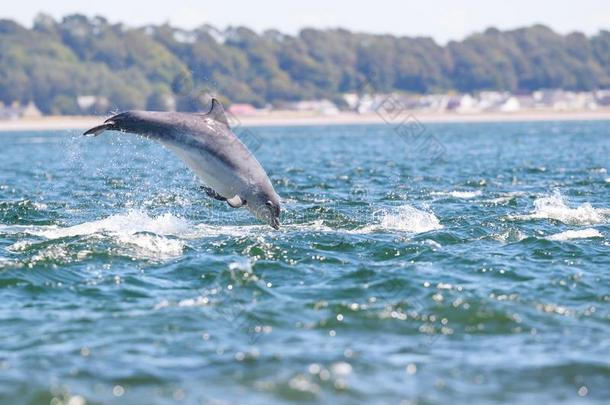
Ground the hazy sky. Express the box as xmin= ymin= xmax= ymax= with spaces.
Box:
xmin=4 ymin=0 xmax=609 ymax=43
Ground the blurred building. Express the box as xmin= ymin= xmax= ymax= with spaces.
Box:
xmin=228 ymin=103 xmax=258 ymax=116
xmin=287 ymin=100 xmax=340 ymax=115
xmin=0 ymin=101 xmax=42 ymax=120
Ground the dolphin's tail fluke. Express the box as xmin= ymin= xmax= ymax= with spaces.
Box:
xmin=83 ymin=111 xmax=148 ymax=137
xmin=83 ymin=123 xmax=113 ymax=137
xmin=83 ymin=113 xmax=126 ymax=136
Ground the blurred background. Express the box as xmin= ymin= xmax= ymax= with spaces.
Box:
xmin=0 ymin=0 xmax=608 ymax=118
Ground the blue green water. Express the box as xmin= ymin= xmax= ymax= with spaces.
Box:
xmin=0 ymin=121 xmax=609 ymax=404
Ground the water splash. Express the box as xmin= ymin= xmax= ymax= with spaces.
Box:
xmin=4 ymin=210 xmax=190 ymax=259
xmin=545 ymin=228 xmax=603 ymax=241
xmin=357 ymin=205 xmax=443 ymax=233
xmin=484 ymin=191 xmax=525 ymax=205
xmin=432 ymin=190 xmax=482 ymax=199
xmin=511 ymin=191 xmax=609 ymax=225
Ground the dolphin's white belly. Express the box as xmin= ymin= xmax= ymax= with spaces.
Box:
xmin=163 ymin=142 xmax=245 ymax=198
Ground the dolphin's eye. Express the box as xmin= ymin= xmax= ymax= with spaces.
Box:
xmin=266 ymin=201 xmax=273 ymax=207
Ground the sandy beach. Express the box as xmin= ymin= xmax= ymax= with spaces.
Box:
xmin=1 ymin=109 xmax=609 ymax=132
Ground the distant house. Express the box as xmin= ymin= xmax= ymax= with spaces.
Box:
xmin=515 ymin=94 xmax=536 ymax=109
xmin=288 ymin=100 xmax=339 ymax=115
xmin=356 ymin=95 xmax=381 ymax=114
xmin=343 ymin=93 xmax=360 ymax=110
xmin=21 ymin=101 xmax=42 ymax=118
xmin=76 ymin=96 xmax=97 ymax=111
xmin=228 ymin=103 xmax=258 ymax=116
xmin=447 ymin=94 xmax=478 ymax=113
xmin=596 ymin=90 xmax=610 ymax=106
xmin=77 ymin=95 xmax=110 ymax=114
xmin=533 ymin=90 xmax=597 ymax=110
xmin=478 ymin=91 xmax=506 ymax=110
xmin=498 ymin=96 xmax=521 ymax=112
xmin=345 ymin=89 xmax=603 ymax=115
xmin=0 ymin=101 xmax=42 ymax=120
xmin=416 ymin=94 xmax=450 ymax=112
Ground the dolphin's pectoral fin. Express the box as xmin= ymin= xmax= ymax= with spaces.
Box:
xmin=200 ymin=186 xmax=244 ymax=208
xmin=226 ymin=195 xmax=245 ymax=208
xmin=200 ymin=186 xmax=227 ymax=202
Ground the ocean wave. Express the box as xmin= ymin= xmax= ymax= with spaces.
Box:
xmin=491 ymin=228 xmax=527 ymax=243
xmin=1 ymin=210 xmax=191 ymax=241
xmin=356 ymin=205 xmax=443 ymax=234
xmin=483 ymin=191 xmax=525 ymax=205
xmin=510 ymin=191 xmax=609 ymax=225
xmin=116 ymin=233 xmax=184 ymax=257
xmin=4 ymin=210 xmax=191 ymax=259
xmin=194 ymin=223 xmax=265 ymax=238
xmin=432 ymin=190 xmax=482 ymax=199
xmin=545 ymin=228 xmax=603 ymax=241
xmin=1 ymin=210 xmax=283 ymax=259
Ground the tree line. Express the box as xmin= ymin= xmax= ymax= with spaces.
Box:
xmin=0 ymin=14 xmax=609 ymax=114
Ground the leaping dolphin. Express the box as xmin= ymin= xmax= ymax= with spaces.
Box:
xmin=83 ymin=99 xmax=281 ymax=229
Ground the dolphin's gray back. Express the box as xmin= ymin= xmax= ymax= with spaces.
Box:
xmin=150 ymin=112 xmax=259 ymax=172
xmin=108 ymin=110 xmax=273 ymax=199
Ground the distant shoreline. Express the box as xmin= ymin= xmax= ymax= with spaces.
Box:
xmin=1 ymin=109 xmax=610 ymax=132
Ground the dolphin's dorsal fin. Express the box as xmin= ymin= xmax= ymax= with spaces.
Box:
xmin=205 ymin=98 xmax=230 ymax=127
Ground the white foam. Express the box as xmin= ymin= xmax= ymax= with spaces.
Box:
xmin=511 ymin=191 xmax=609 ymax=225
xmin=228 ymin=258 xmax=254 ymax=273
xmin=1 ymin=210 xmax=284 ymax=259
xmin=492 ymin=228 xmax=527 ymax=243
xmin=356 ymin=205 xmax=442 ymax=234
xmin=33 ymin=202 xmax=48 ymax=210
xmin=287 ymin=219 xmax=335 ymax=233
xmin=33 ymin=210 xmax=190 ymax=240
xmin=484 ymin=191 xmax=525 ymax=205
xmin=193 ymin=223 xmax=264 ymax=238
xmin=546 ymin=228 xmax=603 ymax=241
xmin=178 ymin=296 xmax=211 ymax=307
xmin=3 ymin=210 xmax=191 ymax=259
xmin=116 ymin=233 xmax=185 ymax=257
xmin=432 ymin=190 xmax=482 ymax=199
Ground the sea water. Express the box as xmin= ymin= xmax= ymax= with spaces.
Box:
xmin=0 ymin=121 xmax=609 ymax=404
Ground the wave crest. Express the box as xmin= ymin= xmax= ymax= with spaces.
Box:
xmin=546 ymin=228 xmax=603 ymax=241
xmin=512 ymin=191 xmax=608 ymax=225
xmin=432 ymin=190 xmax=482 ymax=199
xmin=357 ymin=205 xmax=443 ymax=234
xmin=7 ymin=210 xmax=190 ymax=259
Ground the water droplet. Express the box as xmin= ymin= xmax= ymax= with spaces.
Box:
xmin=112 ymin=385 xmax=125 ymax=397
